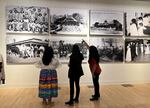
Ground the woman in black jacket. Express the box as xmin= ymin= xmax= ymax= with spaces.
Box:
xmin=65 ymin=44 xmax=84 ymax=105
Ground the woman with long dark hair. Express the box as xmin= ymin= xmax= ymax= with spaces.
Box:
xmin=35 ymin=46 xmax=60 ymax=105
xmin=82 ymin=40 xmax=102 ymax=101
xmin=65 ymin=44 xmax=84 ymax=105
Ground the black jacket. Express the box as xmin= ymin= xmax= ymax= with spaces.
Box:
xmin=68 ymin=53 xmax=84 ymax=78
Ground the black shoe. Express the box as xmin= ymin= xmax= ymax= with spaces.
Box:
xmin=92 ymin=95 xmax=100 ymax=98
xmin=90 ymin=97 xmax=99 ymax=101
xmin=73 ymin=98 xmax=79 ymax=103
xmin=65 ymin=101 xmax=74 ymax=105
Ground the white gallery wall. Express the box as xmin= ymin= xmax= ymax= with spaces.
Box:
xmin=1 ymin=0 xmax=150 ymax=87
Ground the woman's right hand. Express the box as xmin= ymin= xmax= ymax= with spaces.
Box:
xmin=81 ymin=39 xmax=85 ymax=44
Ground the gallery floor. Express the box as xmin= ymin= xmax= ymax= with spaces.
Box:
xmin=0 ymin=84 xmax=150 ymax=108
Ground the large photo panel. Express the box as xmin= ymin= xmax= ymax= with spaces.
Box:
xmin=49 ymin=37 xmax=88 ymax=63
xmin=89 ymin=37 xmax=124 ymax=62
xmin=125 ymin=38 xmax=150 ymax=63
xmin=6 ymin=35 xmax=49 ymax=64
xmin=6 ymin=6 xmax=49 ymax=35
xmin=90 ymin=10 xmax=124 ymax=36
xmin=50 ymin=8 xmax=88 ymax=35
xmin=126 ymin=12 xmax=150 ymax=37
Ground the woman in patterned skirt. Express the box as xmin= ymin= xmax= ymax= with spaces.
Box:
xmin=35 ymin=46 xmax=60 ymax=105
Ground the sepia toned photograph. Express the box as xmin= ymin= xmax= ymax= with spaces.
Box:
xmin=49 ymin=37 xmax=87 ymax=62
xmin=6 ymin=6 xmax=49 ymax=34
xmin=6 ymin=35 xmax=49 ymax=64
xmin=125 ymin=38 xmax=150 ymax=62
xmin=90 ymin=10 xmax=124 ymax=36
xmin=50 ymin=8 xmax=88 ymax=35
xmin=90 ymin=37 xmax=124 ymax=62
xmin=125 ymin=12 xmax=150 ymax=37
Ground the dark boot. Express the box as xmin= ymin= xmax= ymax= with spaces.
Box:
xmin=92 ymin=94 xmax=100 ymax=98
xmin=90 ymin=96 xmax=99 ymax=101
xmin=73 ymin=98 xmax=79 ymax=103
xmin=65 ymin=100 xmax=74 ymax=105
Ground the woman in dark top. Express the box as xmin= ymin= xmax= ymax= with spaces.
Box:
xmin=65 ymin=44 xmax=84 ymax=105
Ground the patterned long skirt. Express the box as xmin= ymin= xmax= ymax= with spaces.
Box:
xmin=39 ymin=69 xmax=58 ymax=99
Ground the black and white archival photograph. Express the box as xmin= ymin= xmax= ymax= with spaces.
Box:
xmin=6 ymin=35 xmax=49 ymax=64
xmin=90 ymin=10 xmax=124 ymax=36
xmin=90 ymin=37 xmax=124 ymax=62
xmin=126 ymin=12 xmax=150 ymax=36
xmin=125 ymin=38 xmax=150 ymax=63
xmin=6 ymin=6 xmax=49 ymax=34
xmin=50 ymin=8 xmax=88 ymax=35
xmin=49 ymin=37 xmax=87 ymax=62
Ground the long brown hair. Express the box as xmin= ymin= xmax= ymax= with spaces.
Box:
xmin=89 ymin=46 xmax=100 ymax=63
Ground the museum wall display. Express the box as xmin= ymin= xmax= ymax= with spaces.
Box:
xmin=6 ymin=6 xmax=150 ymax=64
xmin=1 ymin=0 xmax=150 ymax=87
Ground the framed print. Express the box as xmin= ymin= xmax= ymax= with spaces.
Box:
xmin=89 ymin=37 xmax=124 ymax=62
xmin=50 ymin=8 xmax=88 ymax=35
xmin=125 ymin=38 xmax=150 ymax=62
xmin=126 ymin=12 xmax=150 ymax=37
xmin=49 ymin=37 xmax=87 ymax=62
xmin=6 ymin=6 xmax=49 ymax=35
xmin=6 ymin=35 xmax=49 ymax=64
xmin=90 ymin=10 xmax=124 ymax=36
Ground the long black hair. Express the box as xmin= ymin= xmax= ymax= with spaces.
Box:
xmin=69 ymin=44 xmax=83 ymax=69
xmin=89 ymin=45 xmax=99 ymax=63
xmin=70 ymin=44 xmax=83 ymax=62
xmin=71 ymin=44 xmax=80 ymax=56
xmin=42 ymin=46 xmax=54 ymax=65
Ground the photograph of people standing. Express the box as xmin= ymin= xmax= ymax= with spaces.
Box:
xmin=126 ymin=12 xmax=150 ymax=36
xmin=6 ymin=6 xmax=49 ymax=34
xmin=125 ymin=39 xmax=150 ymax=62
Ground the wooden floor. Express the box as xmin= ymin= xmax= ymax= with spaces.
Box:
xmin=0 ymin=84 xmax=150 ymax=108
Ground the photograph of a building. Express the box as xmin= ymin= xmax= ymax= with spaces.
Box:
xmin=90 ymin=10 xmax=124 ymax=36
xmin=6 ymin=35 xmax=49 ymax=64
xmin=50 ymin=8 xmax=88 ymax=35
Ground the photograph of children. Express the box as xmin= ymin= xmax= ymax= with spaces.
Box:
xmin=125 ymin=38 xmax=150 ymax=62
xmin=49 ymin=37 xmax=87 ymax=62
xmin=50 ymin=8 xmax=88 ymax=35
xmin=90 ymin=10 xmax=124 ymax=36
xmin=6 ymin=35 xmax=49 ymax=64
xmin=126 ymin=12 xmax=150 ymax=36
xmin=89 ymin=37 xmax=124 ymax=62
xmin=6 ymin=6 xmax=49 ymax=34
